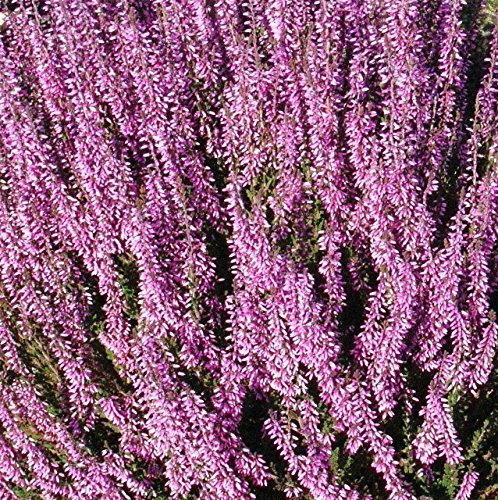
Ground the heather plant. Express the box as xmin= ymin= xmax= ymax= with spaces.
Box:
xmin=1 ymin=0 xmax=498 ymax=498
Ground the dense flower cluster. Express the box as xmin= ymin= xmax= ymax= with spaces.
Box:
xmin=1 ymin=0 xmax=498 ymax=498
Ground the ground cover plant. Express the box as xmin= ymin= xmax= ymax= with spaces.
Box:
xmin=1 ymin=0 xmax=498 ymax=498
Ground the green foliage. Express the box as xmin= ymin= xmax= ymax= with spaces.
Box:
xmin=11 ymin=486 xmax=42 ymax=499
xmin=113 ymin=253 xmax=141 ymax=325
xmin=14 ymin=334 xmax=63 ymax=420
